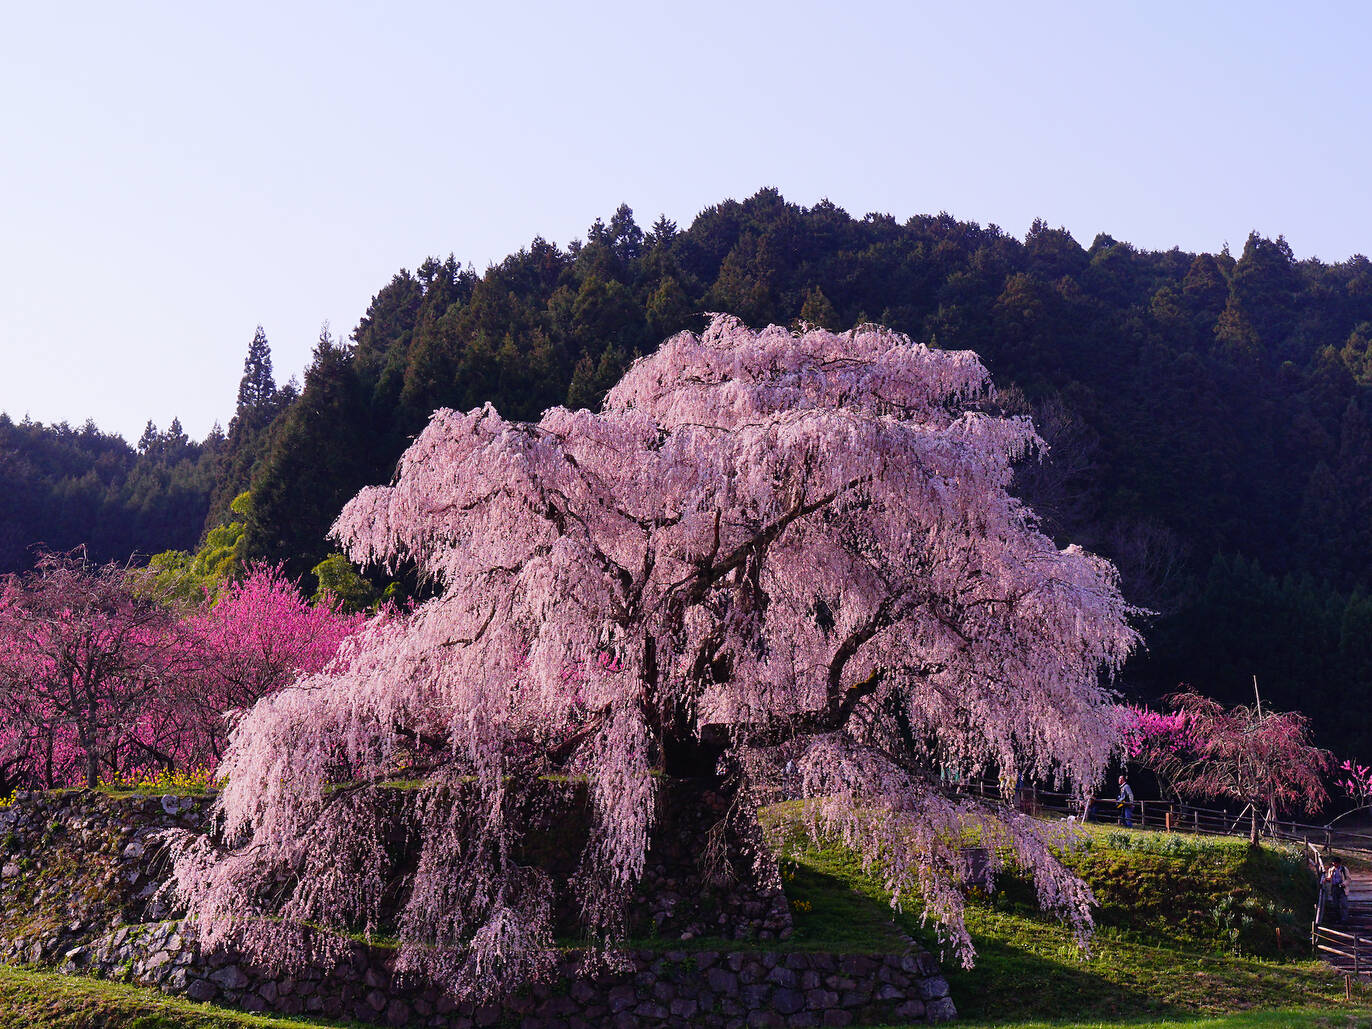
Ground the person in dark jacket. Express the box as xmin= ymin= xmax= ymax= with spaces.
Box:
xmin=1117 ymin=774 xmax=1136 ymax=828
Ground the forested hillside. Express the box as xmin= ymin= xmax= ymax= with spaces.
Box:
xmin=0 ymin=415 xmax=217 ymax=572
xmin=0 ymin=327 xmax=292 ymax=575
xmin=6 ymin=188 xmax=1372 ymax=755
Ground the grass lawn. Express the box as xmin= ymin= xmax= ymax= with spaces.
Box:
xmin=770 ymin=810 xmax=1370 ymax=1028
xmin=0 ymin=964 xmax=358 ymax=1029
xmin=942 ymin=1012 xmax=1372 ymax=1028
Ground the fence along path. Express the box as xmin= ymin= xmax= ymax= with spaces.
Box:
xmin=950 ymin=780 xmax=1372 ymax=975
xmin=1312 ymin=867 xmax=1372 ymax=974
xmin=952 ymin=780 xmax=1372 ymax=850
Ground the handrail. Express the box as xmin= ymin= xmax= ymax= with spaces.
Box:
xmin=1314 ymin=925 xmax=1369 ymax=974
xmin=1316 ymin=925 xmax=1361 ymax=942
xmin=1307 ymin=838 xmax=1328 ymax=934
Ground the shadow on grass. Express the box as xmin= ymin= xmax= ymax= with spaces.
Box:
xmin=943 ymin=931 xmax=1187 ymax=1025
xmin=783 ymin=863 xmax=912 ymax=952
xmin=942 ymin=905 xmax=1351 ymax=1026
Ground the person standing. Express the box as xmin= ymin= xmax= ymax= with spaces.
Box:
xmin=1117 ymin=774 xmax=1136 ymax=828
xmin=1328 ymin=857 xmax=1349 ymax=924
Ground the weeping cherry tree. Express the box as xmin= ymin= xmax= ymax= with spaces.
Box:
xmin=170 ymin=316 xmax=1140 ymax=998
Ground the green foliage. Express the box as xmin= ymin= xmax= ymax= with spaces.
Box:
xmin=799 ymin=286 xmax=841 ymax=330
xmin=768 ymin=810 xmax=1344 ymax=1026
xmin=1061 ymin=833 xmax=1315 ymax=957
xmin=774 ymin=846 xmax=913 ymax=953
xmin=309 ymin=553 xmax=377 ymax=613
xmin=241 ymin=329 xmax=379 ymax=584
xmin=0 ymin=414 xmax=218 ymax=574
xmin=14 ymin=190 xmax=1372 ymax=762
xmin=144 ymin=492 xmax=252 ymax=604
xmin=1138 ymin=552 xmax=1372 ymax=757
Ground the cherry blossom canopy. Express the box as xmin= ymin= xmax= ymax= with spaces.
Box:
xmin=173 ymin=317 xmax=1139 ymax=995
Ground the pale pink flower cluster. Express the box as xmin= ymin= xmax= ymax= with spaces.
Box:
xmin=170 ymin=317 xmax=1139 ymax=993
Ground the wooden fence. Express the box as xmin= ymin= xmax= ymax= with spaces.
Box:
xmin=1313 ymin=925 xmax=1372 ymax=973
xmin=950 ymin=780 xmax=1372 ymax=852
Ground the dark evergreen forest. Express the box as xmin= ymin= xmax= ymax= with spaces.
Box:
xmin=5 ymin=189 xmax=1372 ymax=755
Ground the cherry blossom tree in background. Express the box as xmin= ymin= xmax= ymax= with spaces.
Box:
xmin=0 ymin=550 xmax=188 ymax=789
xmin=179 ymin=564 xmax=366 ymax=765
xmin=1133 ymin=690 xmax=1330 ymax=845
xmin=0 ymin=557 xmax=364 ymax=788
xmin=170 ymin=316 xmax=1140 ymax=998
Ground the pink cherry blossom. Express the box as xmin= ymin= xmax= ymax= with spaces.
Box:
xmin=1336 ymin=758 xmax=1372 ymax=807
xmin=168 ymin=317 xmax=1141 ymax=996
xmin=0 ymin=550 xmax=190 ymax=789
xmin=178 ymin=563 xmax=366 ymax=764
xmin=0 ymin=556 xmax=363 ymax=789
xmin=1132 ymin=690 xmax=1329 ymax=844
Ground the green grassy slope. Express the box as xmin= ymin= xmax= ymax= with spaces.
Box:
xmin=772 ymin=816 xmax=1369 ymax=1027
xmin=1 ymin=816 xmax=1368 ymax=1028
xmin=0 ymin=965 xmax=357 ymax=1029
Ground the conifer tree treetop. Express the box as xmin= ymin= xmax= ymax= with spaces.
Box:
xmin=235 ymin=326 xmax=277 ymax=418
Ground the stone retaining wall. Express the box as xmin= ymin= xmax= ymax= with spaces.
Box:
xmin=0 ymin=789 xmax=956 ymax=1026
xmin=70 ymin=919 xmax=953 ymax=1027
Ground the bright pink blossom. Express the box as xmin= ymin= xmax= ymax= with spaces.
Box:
xmin=178 ymin=564 xmax=365 ymax=764
xmin=1338 ymin=758 xmax=1372 ymax=807
xmin=1133 ymin=690 xmax=1329 ymax=844
xmin=0 ymin=558 xmax=364 ymax=789
xmin=1120 ymin=705 xmax=1191 ymax=759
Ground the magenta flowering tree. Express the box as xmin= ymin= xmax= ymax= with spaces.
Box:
xmin=1135 ymin=691 xmax=1329 ymax=845
xmin=179 ymin=564 xmax=366 ymax=765
xmin=1121 ymin=704 xmax=1191 ymax=797
xmin=0 ymin=550 xmax=189 ymax=789
xmin=169 ymin=317 xmax=1140 ymax=996
xmin=1339 ymin=759 xmax=1372 ymax=809
xmin=0 ymin=558 xmax=364 ymax=788
xmin=1121 ymin=705 xmax=1191 ymax=759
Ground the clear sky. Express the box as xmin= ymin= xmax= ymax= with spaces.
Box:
xmin=2 ymin=1 xmax=1370 ymax=442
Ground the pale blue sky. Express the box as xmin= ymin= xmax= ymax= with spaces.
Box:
xmin=2 ymin=2 xmax=1369 ymax=441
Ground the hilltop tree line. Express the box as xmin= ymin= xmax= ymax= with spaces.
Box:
xmin=5 ymin=188 xmax=1372 ymax=753
xmin=0 ymin=327 xmax=294 ymax=574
